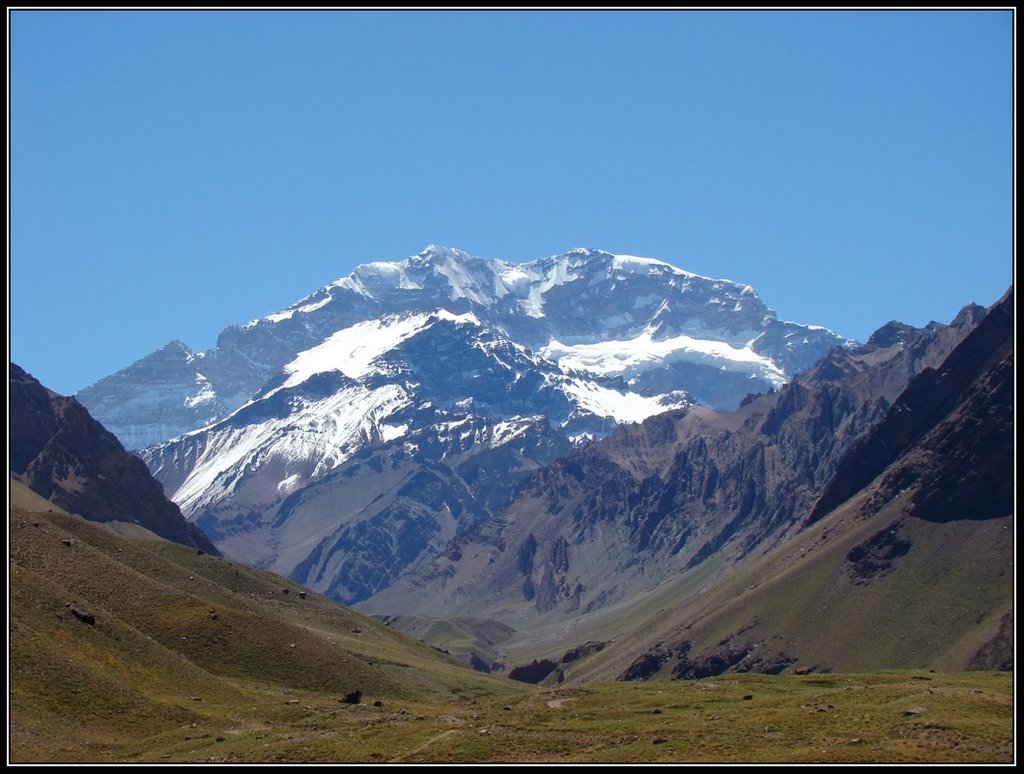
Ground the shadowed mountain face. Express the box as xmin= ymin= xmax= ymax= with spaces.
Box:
xmin=9 ymin=363 xmax=219 ymax=555
xmin=807 ymin=288 xmax=1014 ymax=526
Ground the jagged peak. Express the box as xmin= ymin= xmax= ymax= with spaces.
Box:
xmin=866 ymin=320 xmax=921 ymax=349
xmin=951 ymin=301 xmax=989 ymax=331
xmin=411 ymin=244 xmax=478 ymax=266
xmin=119 ymin=339 xmax=198 ymax=367
xmin=563 ymin=246 xmax=606 ymax=259
xmin=159 ymin=339 xmax=194 ymax=355
xmin=418 ymin=243 xmax=468 ymax=257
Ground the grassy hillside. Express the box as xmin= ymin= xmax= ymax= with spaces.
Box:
xmin=375 ymin=614 xmax=517 ymax=672
xmin=9 ymin=480 xmax=522 ymax=762
xmin=557 ymin=483 xmax=1012 ymax=685
xmin=9 ymin=481 xmax=1011 ymax=763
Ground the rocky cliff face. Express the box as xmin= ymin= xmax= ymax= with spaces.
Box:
xmin=9 ymin=363 xmax=219 ymax=554
xmin=807 ymin=290 xmax=1012 ymax=526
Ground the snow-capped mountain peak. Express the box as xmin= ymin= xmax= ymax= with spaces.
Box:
xmin=77 ymin=244 xmax=858 ymax=606
xmin=80 ymin=245 xmax=856 ymax=453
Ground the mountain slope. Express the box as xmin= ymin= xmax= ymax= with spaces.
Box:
xmin=9 ymin=482 xmax=523 ymax=762
xmin=579 ymin=291 xmax=1013 ymax=681
xmin=806 ymin=288 xmax=1013 ymax=526
xmin=362 ymin=299 xmax=987 ymax=634
xmin=10 ymin=363 xmax=218 ymax=554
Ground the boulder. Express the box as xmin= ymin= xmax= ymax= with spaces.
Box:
xmin=508 ymin=659 xmax=559 ymax=684
xmin=70 ymin=606 xmax=95 ymax=626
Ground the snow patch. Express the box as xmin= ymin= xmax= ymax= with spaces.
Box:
xmin=282 ymin=310 xmax=480 ymax=388
xmin=263 ymin=310 xmax=295 ymax=323
xmin=498 ymin=265 xmax=531 ymax=292
xmin=379 ymin=422 xmax=409 ymax=442
xmin=184 ymin=374 xmax=217 ymax=409
xmin=489 ymin=420 xmax=531 ymax=447
xmin=542 ymin=330 xmax=787 ymax=387
xmin=296 ymin=295 xmax=332 ymax=315
xmin=277 ymin=473 xmax=303 ymax=497
xmin=612 ymin=253 xmax=708 ymax=280
xmin=560 ymin=379 xmax=683 ymax=425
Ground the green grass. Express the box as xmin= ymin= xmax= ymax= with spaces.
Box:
xmin=52 ymin=671 xmax=1009 ymax=764
xmin=559 ymin=489 xmax=1013 ymax=683
xmin=9 ymin=490 xmax=1013 ymax=763
xmin=374 ymin=614 xmax=516 ymax=668
xmin=9 ymin=493 xmax=523 ymax=762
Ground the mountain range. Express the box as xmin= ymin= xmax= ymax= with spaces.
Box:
xmin=368 ymin=290 xmax=1012 ymax=679
xmin=9 ymin=245 xmax=1013 ymax=762
xmin=77 ymin=246 xmax=853 ymax=606
xmin=78 ymin=246 xmax=851 ymax=450
xmin=65 ymin=245 xmax=1012 ymax=681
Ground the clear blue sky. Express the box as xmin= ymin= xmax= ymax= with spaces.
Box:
xmin=9 ymin=9 xmax=1014 ymax=396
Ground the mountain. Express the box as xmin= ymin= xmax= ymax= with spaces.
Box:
xmin=806 ymin=289 xmax=1013 ymax=528
xmin=78 ymin=246 xmax=852 ymax=452
xmin=578 ymin=288 xmax=1014 ymax=682
xmin=9 ymin=363 xmax=218 ymax=554
xmin=362 ymin=293 xmax=1007 ymax=676
xmin=76 ymin=246 xmax=853 ymax=604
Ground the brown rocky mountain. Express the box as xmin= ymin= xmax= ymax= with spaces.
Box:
xmin=9 ymin=363 xmax=219 ymax=555
xmin=361 ymin=293 xmax=1011 ymax=679
xmin=806 ymin=288 xmax=1013 ymax=527
xmin=363 ymin=300 xmax=985 ymax=627
xmin=589 ymin=289 xmax=1014 ymax=681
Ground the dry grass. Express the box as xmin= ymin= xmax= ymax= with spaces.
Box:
xmin=9 ymin=492 xmax=1012 ymax=764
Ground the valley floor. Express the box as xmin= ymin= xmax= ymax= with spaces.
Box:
xmin=12 ymin=671 xmax=1013 ymax=764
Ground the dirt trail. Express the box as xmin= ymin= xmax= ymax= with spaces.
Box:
xmin=390 ymin=729 xmax=460 ymax=761
xmin=546 ymin=697 xmax=574 ymax=709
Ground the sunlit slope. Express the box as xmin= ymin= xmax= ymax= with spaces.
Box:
xmin=9 ymin=480 xmax=521 ymax=762
xmin=558 ymin=484 xmax=1012 ymax=685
